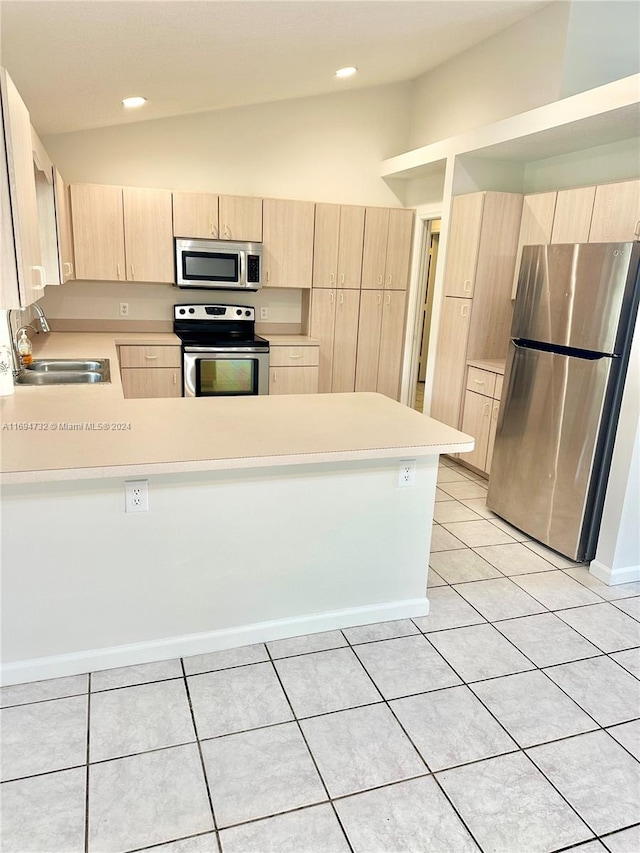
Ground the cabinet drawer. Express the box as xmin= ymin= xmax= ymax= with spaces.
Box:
xmin=494 ymin=373 xmax=504 ymax=401
xmin=121 ymin=367 xmax=182 ymax=398
xmin=466 ymin=367 xmax=496 ymax=398
xmin=269 ymin=345 xmax=319 ymax=367
xmin=119 ymin=345 xmax=181 ymax=368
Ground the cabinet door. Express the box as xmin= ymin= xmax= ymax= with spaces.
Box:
xmin=384 ymin=208 xmax=414 ymax=290
xmin=551 ymin=186 xmax=596 ymax=244
xmin=512 ymin=192 xmax=556 ymax=299
xmin=71 ymin=183 xmax=125 ymax=281
xmin=263 ymin=198 xmax=315 ymax=288
xmin=53 ymin=169 xmax=75 ymax=281
xmin=121 ymin=367 xmax=182 ymax=398
xmin=331 ymin=290 xmax=361 ymax=393
xmin=1 ymin=69 xmax=43 ymax=306
xmin=123 ymin=187 xmax=174 ymax=283
xmin=377 ymin=291 xmax=407 ymax=400
xmin=172 ymin=191 xmax=219 ymax=239
xmin=460 ymin=390 xmax=491 ymax=472
xmin=337 ymin=205 xmax=365 ymax=289
xmin=589 ymin=180 xmax=640 ymax=242
xmin=444 ymin=193 xmax=484 ymax=297
xmin=269 ymin=345 xmax=319 ymax=367
xmin=309 ymin=288 xmax=336 ymax=393
xmin=119 ymin=345 xmax=181 ymax=368
xmin=486 ymin=401 xmax=500 ymax=475
xmin=32 ymin=131 xmax=60 ymax=287
xmin=219 ymin=195 xmax=262 ymax=242
xmin=361 ymin=207 xmax=389 ymax=289
xmin=269 ymin=366 xmax=318 ymax=394
xmin=355 ymin=290 xmax=384 ymax=391
xmin=430 ymin=297 xmax=472 ymax=427
xmin=312 ymin=203 xmax=340 ymax=288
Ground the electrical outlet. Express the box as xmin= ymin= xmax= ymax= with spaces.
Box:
xmin=397 ymin=459 xmax=417 ymax=488
xmin=260 ymin=307 xmax=268 ymax=320
xmin=120 ymin=302 xmax=129 ymax=317
xmin=125 ymin=480 xmax=148 ymax=512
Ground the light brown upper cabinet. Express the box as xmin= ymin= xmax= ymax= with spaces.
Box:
xmin=589 ymin=179 xmax=640 ymax=242
xmin=262 ymin=198 xmax=315 ymax=288
xmin=123 ymin=187 xmax=173 ymax=283
xmin=551 ymin=186 xmax=596 ymax=244
xmin=71 ymin=183 xmax=126 ymax=281
xmin=443 ymin=193 xmax=485 ymax=297
xmin=355 ymin=290 xmax=407 ymax=400
xmin=511 ymin=192 xmax=556 ymax=299
xmin=1 ymin=68 xmax=43 ymax=308
xmin=71 ymin=184 xmax=173 ymax=282
xmin=361 ymin=207 xmax=414 ymax=291
xmin=172 ymin=192 xmax=262 ymax=242
xmin=312 ymin=203 xmax=365 ymax=289
xmin=53 ymin=169 xmax=75 ymax=282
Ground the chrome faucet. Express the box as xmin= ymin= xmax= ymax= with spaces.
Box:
xmin=6 ymin=304 xmax=50 ymax=377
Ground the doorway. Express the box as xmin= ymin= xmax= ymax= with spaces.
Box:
xmin=413 ymin=220 xmax=440 ymax=412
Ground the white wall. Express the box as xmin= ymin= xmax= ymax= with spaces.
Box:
xmin=407 ymin=2 xmax=570 ymax=150
xmin=43 ymin=83 xmax=412 ymax=206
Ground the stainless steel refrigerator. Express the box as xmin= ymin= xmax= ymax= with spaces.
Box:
xmin=487 ymin=242 xmax=640 ymax=562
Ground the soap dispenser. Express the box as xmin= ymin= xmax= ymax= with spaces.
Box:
xmin=17 ymin=329 xmax=33 ymax=366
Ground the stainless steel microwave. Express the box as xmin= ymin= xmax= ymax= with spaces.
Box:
xmin=175 ymin=238 xmax=263 ymax=291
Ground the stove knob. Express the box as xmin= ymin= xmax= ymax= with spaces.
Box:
xmin=236 ymin=309 xmax=242 ymax=316
xmin=245 ymin=310 xmax=251 ymax=317
xmin=179 ymin=308 xmax=185 ymax=315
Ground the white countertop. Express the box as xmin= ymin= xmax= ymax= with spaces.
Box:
xmin=1 ymin=332 xmax=473 ymax=483
xmin=466 ymin=358 xmax=506 ymax=374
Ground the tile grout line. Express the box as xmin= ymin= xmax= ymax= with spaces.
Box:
xmin=263 ymin=644 xmax=356 ymax=853
xmin=84 ymin=672 xmax=91 ymax=853
xmin=179 ymin=658 xmax=222 ymax=853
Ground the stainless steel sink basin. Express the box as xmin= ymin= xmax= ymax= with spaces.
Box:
xmin=16 ymin=358 xmax=111 ymax=385
xmin=25 ymin=359 xmax=107 ymax=373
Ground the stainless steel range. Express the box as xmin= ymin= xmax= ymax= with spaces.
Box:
xmin=174 ymin=304 xmax=270 ymax=397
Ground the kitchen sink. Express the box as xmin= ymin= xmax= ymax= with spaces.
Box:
xmin=15 ymin=358 xmax=110 ymax=385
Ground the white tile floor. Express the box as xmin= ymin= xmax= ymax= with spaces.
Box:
xmin=2 ymin=456 xmax=640 ymax=853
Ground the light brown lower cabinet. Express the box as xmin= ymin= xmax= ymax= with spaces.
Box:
xmin=310 ymin=289 xmax=360 ymax=393
xmin=121 ymin=367 xmax=182 ymax=398
xmin=459 ymin=365 xmax=503 ymax=475
xmin=355 ymin=290 xmax=406 ymax=400
xmin=119 ymin=345 xmax=182 ymax=398
xmin=269 ymin=366 xmax=318 ymax=394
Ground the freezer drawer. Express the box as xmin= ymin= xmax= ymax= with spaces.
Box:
xmin=513 ymin=243 xmax=639 ymax=354
xmin=487 ymin=341 xmax=616 ymax=560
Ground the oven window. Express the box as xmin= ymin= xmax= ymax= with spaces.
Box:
xmin=183 ymin=251 xmax=238 ymax=282
xmin=198 ymin=359 xmax=257 ymax=395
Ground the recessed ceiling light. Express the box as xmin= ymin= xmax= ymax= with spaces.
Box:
xmin=121 ymin=96 xmax=147 ymax=109
xmin=335 ymin=67 xmax=357 ymax=79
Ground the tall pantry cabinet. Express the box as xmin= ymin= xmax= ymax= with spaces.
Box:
xmin=431 ymin=191 xmax=523 ymax=428
xmin=310 ymin=204 xmax=414 ymax=400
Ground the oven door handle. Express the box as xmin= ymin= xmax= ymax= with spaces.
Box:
xmin=183 ymin=345 xmax=270 ymax=354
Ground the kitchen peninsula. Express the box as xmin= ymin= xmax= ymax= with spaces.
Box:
xmin=1 ymin=333 xmax=472 ymax=685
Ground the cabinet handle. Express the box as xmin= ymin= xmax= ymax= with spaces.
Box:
xmin=483 ymin=402 xmax=490 ymax=417
xmin=376 ymin=294 xmax=382 ymax=305
xmin=492 ymin=404 xmax=499 ymax=420
xmin=272 ymin=370 xmax=276 ymax=383
xmin=32 ymin=265 xmax=47 ymax=290
xmin=377 ymin=274 xmax=382 ymax=285
xmin=144 ymin=355 xmax=158 ymax=360
xmin=212 ymin=223 xmax=219 ymax=238
xmin=266 ymin=270 xmax=270 ymax=282
xmin=340 ymin=273 xmax=345 ymax=284
xmin=289 ymin=353 xmax=302 ymax=359
xmin=330 ymin=273 xmax=335 ymax=284
xmin=461 ymin=305 xmax=469 ymax=317
xmin=473 ymin=378 xmax=485 ymax=386
xmin=117 ymin=264 xmax=122 ymax=279
xmin=387 ymin=274 xmax=392 ymax=286
xmin=339 ymin=292 xmax=344 ymax=304
xmin=63 ymin=261 xmax=73 ymax=277
xmin=224 ymin=224 xmax=231 ymax=238
xmin=329 ymin=292 xmax=334 ymax=303
xmin=173 ymin=371 xmax=177 ymax=384
xmin=635 ymin=220 xmax=640 ymax=238
xmin=386 ymin=294 xmax=391 ymax=306
xmin=463 ymin=279 xmax=472 ymax=292
xmin=130 ymin=265 xmax=135 ymax=280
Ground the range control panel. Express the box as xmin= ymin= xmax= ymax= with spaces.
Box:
xmin=174 ymin=305 xmax=254 ymax=321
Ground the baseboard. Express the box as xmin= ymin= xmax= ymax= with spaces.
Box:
xmin=589 ymin=559 xmax=640 ymax=586
xmin=1 ymin=597 xmax=430 ymax=686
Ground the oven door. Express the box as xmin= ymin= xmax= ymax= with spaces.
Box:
xmin=183 ymin=346 xmax=269 ymax=397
